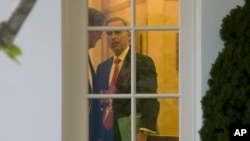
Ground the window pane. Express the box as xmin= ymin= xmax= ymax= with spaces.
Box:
xmin=136 ymin=0 xmax=179 ymax=26
xmin=135 ymin=98 xmax=179 ymax=138
xmin=156 ymin=98 xmax=179 ymax=137
xmin=135 ymin=30 xmax=179 ymax=94
xmin=88 ymin=97 xmax=179 ymax=140
xmin=89 ymin=98 xmax=132 ymax=141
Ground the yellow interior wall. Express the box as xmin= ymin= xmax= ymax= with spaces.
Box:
xmin=147 ymin=0 xmax=179 ymax=136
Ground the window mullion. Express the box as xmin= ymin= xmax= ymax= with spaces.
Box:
xmin=131 ymin=0 xmax=136 ymax=141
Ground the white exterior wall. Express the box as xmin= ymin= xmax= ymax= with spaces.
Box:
xmin=0 ymin=0 xmax=61 ymax=141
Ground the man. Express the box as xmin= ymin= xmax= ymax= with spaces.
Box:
xmin=96 ymin=17 xmax=159 ymax=141
xmin=88 ymin=7 xmax=106 ymax=141
xmin=88 ymin=7 xmax=106 ymax=93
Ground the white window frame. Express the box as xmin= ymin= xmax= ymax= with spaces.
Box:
xmin=62 ymin=0 xmax=202 ymax=141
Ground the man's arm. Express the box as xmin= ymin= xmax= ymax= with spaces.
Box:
xmin=136 ymin=54 xmax=160 ymax=131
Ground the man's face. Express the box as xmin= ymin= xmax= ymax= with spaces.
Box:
xmin=106 ymin=20 xmax=131 ymax=56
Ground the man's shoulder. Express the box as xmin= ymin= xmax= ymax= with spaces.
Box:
xmin=98 ymin=57 xmax=113 ymax=66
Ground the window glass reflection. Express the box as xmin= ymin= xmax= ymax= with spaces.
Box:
xmin=89 ymin=98 xmax=133 ymax=141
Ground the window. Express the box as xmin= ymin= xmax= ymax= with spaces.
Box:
xmin=62 ymin=0 xmax=197 ymax=141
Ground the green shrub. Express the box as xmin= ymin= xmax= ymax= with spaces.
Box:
xmin=199 ymin=0 xmax=250 ymax=141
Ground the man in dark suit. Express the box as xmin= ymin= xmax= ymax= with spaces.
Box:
xmin=96 ymin=17 xmax=159 ymax=141
xmin=88 ymin=7 xmax=106 ymax=93
xmin=88 ymin=7 xmax=106 ymax=141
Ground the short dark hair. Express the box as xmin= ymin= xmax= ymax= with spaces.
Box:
xmin=106 ymin=17 xmax=129 ymax=26
xmin=88 ymin=8 xmax=106 ymax=26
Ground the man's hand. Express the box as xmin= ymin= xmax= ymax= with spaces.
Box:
xmin=136 ymin=131 xmax=149 ymax=141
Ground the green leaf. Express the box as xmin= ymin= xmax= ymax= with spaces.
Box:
xmin=3 ymin=43 xmax=22 ymax=63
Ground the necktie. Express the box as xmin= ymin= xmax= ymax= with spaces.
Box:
xmin=108 ymin=57 xmax=121 ymax=93
xmin=103 ymin=57 xmax=121 ymax=130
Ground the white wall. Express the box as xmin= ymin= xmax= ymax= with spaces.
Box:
xmin=201 ymin=0 xmax=245 ymax=96
xmin=0 ymin=0 xmax=61 ymax=141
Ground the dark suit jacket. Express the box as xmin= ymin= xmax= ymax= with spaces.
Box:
xmin=96 ymin=49 xmax=160 ymax=141
xmin=89 ymin=56 xmax=101 ymax=141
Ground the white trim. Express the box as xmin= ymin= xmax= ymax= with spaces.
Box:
xmin=194 ymin=0 xmax=202 ymax=141
xmin=131 ymin=0 xmax=136 ymax=140
xmin=180 ymin=0 xmax=195 ymax=140
xmin=62 ymin=0 xmax=88 ymax=141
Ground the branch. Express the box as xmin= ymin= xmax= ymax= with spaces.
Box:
xmin=0 ymin=0 xmax=36 ymax=47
